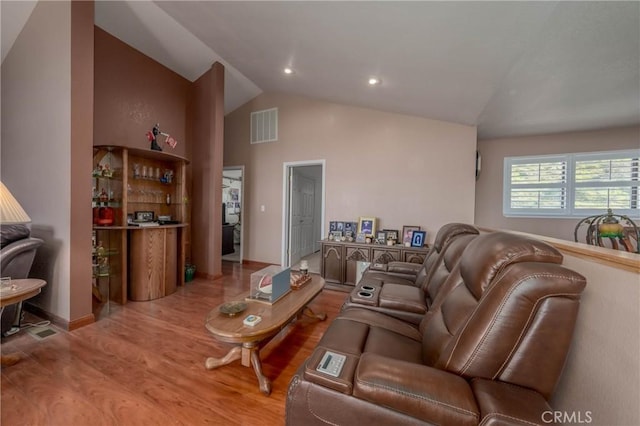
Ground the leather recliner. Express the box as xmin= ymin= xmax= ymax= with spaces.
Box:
xmin=286 ymin=232 xmax=586 ymax=426
xmin=343 ymin=232 xmax=478 ymax=324
xmin=361 ymin=222 xmax=479 ymax=287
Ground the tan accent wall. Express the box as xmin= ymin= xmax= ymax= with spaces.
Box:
xmin=69 ymin=1 xmax=95 ymax=325
xmin=190 ymin=63 xmax=224 ymax=278
xmin=93 ymin=28 xmax=190 ymax=159
xmin=475 ymin=126 xmax=640 ymax=241
xmin=224 ymin=92 xmax=477 ymax=264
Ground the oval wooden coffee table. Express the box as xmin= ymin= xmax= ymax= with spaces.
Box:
xmin=204 ymin=275 xmax=326 ymax=395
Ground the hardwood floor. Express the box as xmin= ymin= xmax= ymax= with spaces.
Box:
xmin=1 ymin=262 xmax=347 ymax=425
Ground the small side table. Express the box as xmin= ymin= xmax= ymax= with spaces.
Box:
xmin=0 ymin=278 xmax=47 ymax=367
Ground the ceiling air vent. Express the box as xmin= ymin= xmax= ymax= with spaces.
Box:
xmin=250 ymin=107 xmax=278 ymax=144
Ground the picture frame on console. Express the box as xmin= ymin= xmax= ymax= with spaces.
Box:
xmin=411 ymin=230 xmax=427 ymax=247
xmin=384 ymin=229 xmax=399 ymax=242
xmin=375 ymin=231 xmax=387 ymax=244
xmin=358 ymin=217 xmax=377 ymax=237
xmin=402 ymin=226 xmax=421 ymax=245
xmin=330 ymin=230 xmax=343 ymax=240
xmin=344 ymin=222 xmax=355 ymax=234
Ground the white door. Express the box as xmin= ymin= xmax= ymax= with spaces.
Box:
xmin=289 ymin=168 xmax=315 ymax=266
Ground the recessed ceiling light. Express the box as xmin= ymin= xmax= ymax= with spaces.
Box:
xmin=284 ymin=68 xmax=294 ymax=75
xmin=368 ymin=78 xmax=380 ymax=85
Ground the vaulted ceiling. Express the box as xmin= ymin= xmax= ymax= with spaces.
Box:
xmin=3 ymin=1 xmax=639 ymax=139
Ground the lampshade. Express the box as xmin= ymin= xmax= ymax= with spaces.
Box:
xmin=0 ymin=181 xmax=31 ymax=224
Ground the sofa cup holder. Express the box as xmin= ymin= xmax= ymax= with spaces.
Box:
xmin=360 ymin=285 xmax=376 ymax=292
xmin=357 ymin=291 xmax=374 ymax=298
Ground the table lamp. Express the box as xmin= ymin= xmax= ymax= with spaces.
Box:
xmin=0 ymin=181 xmax=31 ymax=224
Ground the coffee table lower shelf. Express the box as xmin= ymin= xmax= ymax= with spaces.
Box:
xmin=204 ymin=276 xmax=326 ymax=395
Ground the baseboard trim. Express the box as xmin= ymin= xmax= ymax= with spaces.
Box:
xmin=68 ymin=314 xmax=96 ymax=331
xmin=241 ymin=259 xmax=274 ymax=268
xmin=195 ymin=271 xmax=223 ymax=280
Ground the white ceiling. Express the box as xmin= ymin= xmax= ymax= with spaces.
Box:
xmin=3 ymin=1 xmax=639 ymax=139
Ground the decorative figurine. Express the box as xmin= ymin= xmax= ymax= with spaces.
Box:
xmin=146 ymin=123 xmax=179 ymax=151
xmin=147 ymin=124 xmax=163 ymax=151
xmin=102 ymin=164 xmax=113 ymax=178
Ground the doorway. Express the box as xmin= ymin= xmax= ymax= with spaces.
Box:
xmin=222 ymin=166 xmax=244 ymax=263
xmin=282 ymin=160 xmax=325 ymax=272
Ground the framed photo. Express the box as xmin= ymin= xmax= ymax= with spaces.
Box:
xmin=330 ymin=230 xmax=343 ymax=239
xmin=344 ymin=221 xmax=357 ymax=233
xmin=384 ymin=229 xmax=399 ymax=242
xmin=375 ymin=231 xmax=387 ymax=244
xmin=402 ymin=226 xmax=421 ymax=245
xmin=345 ymin=230 xmax=353 ymax=238
xmin=358 ymin=217 xmax=377 ymax=237
xmin=336 ymin=221 xmax=345 ymax=232
xmin=411 ymin=230 xmax=426 ymax=247
xmin=329 ymin=221 xmax=338 ymax=232
xmin=355 ymin=232 xmax=367 ymax=243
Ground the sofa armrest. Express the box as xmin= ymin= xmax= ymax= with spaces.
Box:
xmin=471 ymin=378 xmax=552 ymax=425
xmin=367 ymin=261 xmax=421 ymax=279
xmin=386 ymin=261 xmax=422 ymax=277
xmin=353 ymin=353 xmax=479 ymax=426
xmin=367 ymin=263 xmax=388 ymax=272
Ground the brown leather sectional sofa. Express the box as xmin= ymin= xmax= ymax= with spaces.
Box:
xmin=286 ymin=225 xmax=586 ymax=425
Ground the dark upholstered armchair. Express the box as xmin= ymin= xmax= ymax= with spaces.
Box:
xmin=1 ymin=225 xmax=43 ymax=335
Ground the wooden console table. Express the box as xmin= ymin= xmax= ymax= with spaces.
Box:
xmin=320 ymin=240 xmax=430 ymax=287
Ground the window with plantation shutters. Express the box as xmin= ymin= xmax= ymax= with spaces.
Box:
xmin=504 ymin=149 xmax=639 ymax=217
xmin=574 ymin=153 xmax=638 ymax=212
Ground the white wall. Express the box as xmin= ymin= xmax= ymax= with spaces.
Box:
xmin=225 ymin=92 xmax=477 ymax=264
xmin=1 ymin=1 xmax=72 ymax=320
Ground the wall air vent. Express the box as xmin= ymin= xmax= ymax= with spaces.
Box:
xmin=250 ymin=107 xmax=278 ymax=144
